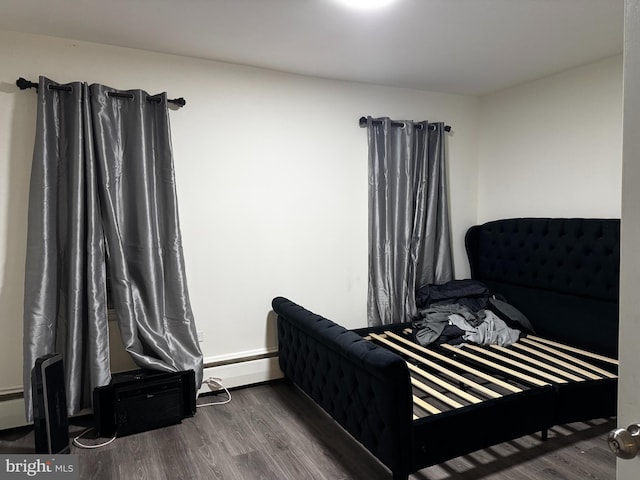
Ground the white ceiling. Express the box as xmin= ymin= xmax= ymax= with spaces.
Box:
xmin=0 ymin=0 xmax=624 ymax=96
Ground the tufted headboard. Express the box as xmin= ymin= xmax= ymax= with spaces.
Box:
xmin=465 ymin=218 xmax=620 ymax=357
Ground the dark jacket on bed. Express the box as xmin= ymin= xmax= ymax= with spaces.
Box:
xmin=415 ymin=279 xmax=491 ymax=311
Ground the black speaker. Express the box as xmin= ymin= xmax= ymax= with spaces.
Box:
xmin=93 ymin=369 xmax=196 ymax=437
xmin=31 ymin=353 xmax=70 ymax=454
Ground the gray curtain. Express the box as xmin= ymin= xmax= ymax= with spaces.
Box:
xmin=366 ymin=116 xmax=453 ymax=327
xmin=23 ymin=76 xmax=203 ymax=421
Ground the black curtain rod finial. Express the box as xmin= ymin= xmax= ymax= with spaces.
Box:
xmin=170 ymin=97 xmax=186 ymax=108
xmin=16 ymin=77 xmax=38 ymax=90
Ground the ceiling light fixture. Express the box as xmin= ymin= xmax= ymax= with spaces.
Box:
xmin=335 ymin=0 xmax=397 ymax=10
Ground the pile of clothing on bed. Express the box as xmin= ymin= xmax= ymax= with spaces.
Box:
xmin=412 ymin=279 xmax=535 ymax=347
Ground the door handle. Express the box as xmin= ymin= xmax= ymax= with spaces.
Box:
xmin=608 ymin=424 xmax=640 ymax=459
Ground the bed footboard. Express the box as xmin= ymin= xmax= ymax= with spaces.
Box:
xmin=273 ymin=297 xmax=414 ymax=478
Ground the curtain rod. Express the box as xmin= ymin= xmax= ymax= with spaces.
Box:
xmin=16 ymin=77 xmax=186 ymax=108
xmin=359 ymin=116 xmax=451 ymax=132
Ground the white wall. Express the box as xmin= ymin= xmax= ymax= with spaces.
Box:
xmin=0 ymin=30 xmax=479 ymax=397
xmin=477 ymin=55 xmax=623 ymax=222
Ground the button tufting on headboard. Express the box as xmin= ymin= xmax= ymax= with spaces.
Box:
xmin=466 ymin=218 xmax=620 ymax=301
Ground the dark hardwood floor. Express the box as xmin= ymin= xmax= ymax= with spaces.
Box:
xmin=0 ymin=381 xmax=616 ymax=479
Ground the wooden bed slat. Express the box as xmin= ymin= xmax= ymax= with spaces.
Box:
xmin=520 ymin=338 xmax=617 ymax=379
xmin=400 ymin=326 xmax=614 ymax=380
xmin=406 ymin=363 xmax=483 ymax=404
xmin=526 ymin=335 xmax=619 ymax=366
xmin=489 ymin=344 xmax=585 ymax=382
xmin=410 ymin=376 xmax=465 ymax=409
xmin=369 ymin=333 xmax=504 ymax=398
xmin=440 ymin=344 xmax=550 ymax=387
xmin=511 ymin=342 xmax=603 ymax=380
xmin=413 ymin=395 xmax=441 ymax=415
xmin=382 ymin=332 xmax=523 ymax=394
xmin=464 ymin=344 xmax=568 ymax=384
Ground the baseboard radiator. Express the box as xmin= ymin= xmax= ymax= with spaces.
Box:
xmin=199 ymin=347 xmax=282 ymax=395
xmin=0 ymin=348 xmax=283 ymax=431
xmin=0 ymin=390 xmax=28 ymax=431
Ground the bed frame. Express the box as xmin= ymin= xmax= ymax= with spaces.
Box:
xmin=273 ymin=218 xmax=619 ymax=480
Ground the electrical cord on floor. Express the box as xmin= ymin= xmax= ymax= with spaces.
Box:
xmin=197 ymin=377 xmax=232 ymax=407
xmin=72 ymin=427 xmax=117 ymax=449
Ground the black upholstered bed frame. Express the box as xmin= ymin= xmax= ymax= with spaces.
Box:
xmin=273 ymin=218 xmax=619 ymax=480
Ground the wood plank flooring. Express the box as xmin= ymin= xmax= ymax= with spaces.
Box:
xmin=0 ymin=381 xmax=616 ymax=480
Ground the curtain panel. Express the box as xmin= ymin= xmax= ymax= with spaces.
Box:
xmin=366 ymin=116 xmax=453 ymax=327
xmin=23 ymin=77 xmax=203 ymax=420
